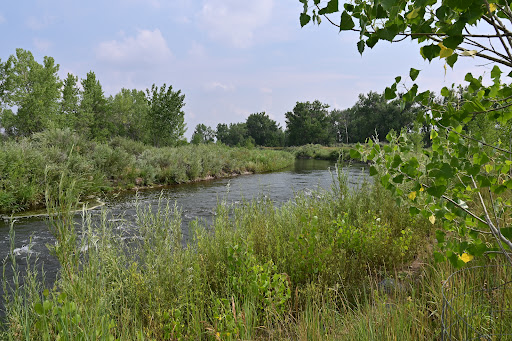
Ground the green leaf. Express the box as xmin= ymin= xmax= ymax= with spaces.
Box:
xmin=300 ymin=13 xmax=311 ymax=27
xmin=434 ymin=251 xmax=446 ymax=263
xmin=420 ymin=44 xmax=441 ymax=61
xmin=34 ymin=302 xmax=44 ymax=315
xmin=446 ymin=54 xmax=458 ymax=68
xmin=426 ymin=185 xmax=446 ymax=198
xmin=357 ymin=40 xmax=365 ymax=54
xmin=436 ymin=230 xmax=446 ymax=243
xmin=409 ymin=68 xmax=420 ymax=81
xmin=369 ymin=166 xmax=378 ymax=176
xmin=350 ymin=148 xmax=361 ymax=159
xmin=409 ymin=206 xmax=420 ymax=215
xmin=491 ymin=65 xmax=502 ymax=80
xmin=443 ymin=35 xmax=463 ymax=49
xmin=318 ymin=0 xmax=339 ymax=15
xmin=339 ymin=11 xmax=355 ymax=31
xmin=381 ymin=0 xmax=398 ymax=11
xmin=384 ymin=86 xmax=396 ymax=99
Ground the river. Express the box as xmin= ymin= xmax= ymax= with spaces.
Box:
xmin=0 ymin=159 xmax=368 ymax=318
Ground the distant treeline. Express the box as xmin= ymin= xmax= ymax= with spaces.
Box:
xmin=0 ymin=49 xmax=420 ymax=147
xmin=193 ymin=95 xmax=421 ymax=147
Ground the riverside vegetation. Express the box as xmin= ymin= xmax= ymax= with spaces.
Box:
xmin=2 ymin=165 xmax=437 ymax=340
xmin=0 ymin=128 xmax=294 ymax=214
xmin=3 ymin=164 xmax=509 ymax=340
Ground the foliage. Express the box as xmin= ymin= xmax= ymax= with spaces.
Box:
xmin=285 ymin=100 xmax=331 ymax=146
xmin=2 ymin=166 xmax=432 ymax=339
xmin=146 ymin=83 xmax=186 ymax=147
xmin=246 ymin=112 xmax=285 ymax=147
xmin=0 ymin=129 xmax=294 ymax=213
xmin=215 ymin=122 xmax=252 ymax=147
xmin=343 ymin=91 xmax=419 ymax=143
xmin=300 ymin=0 xmax=512 ymax=264
xmin=191 ymin=123 xmax=216 ymax=144
xmin=0 ymin=49 xmax=61 ymax=137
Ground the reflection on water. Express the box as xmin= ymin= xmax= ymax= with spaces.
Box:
xmin=0 ymin=159 xmax=368 ymax=318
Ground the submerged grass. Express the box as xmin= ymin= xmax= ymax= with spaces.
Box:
xmin=0 ymin=129 xmax=294 ymax=214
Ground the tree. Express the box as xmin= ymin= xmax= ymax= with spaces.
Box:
xmin=300 ymin=0 xmax=512 ymax=265
xmin=285 ymin=100 xmax=331 ymax=146
xmin=59 ymin=73 xmax=80 ymax=129
xmin=78 ymin=71 xmax=110 ymax=140
xmin=146 ymin=83 xmax=186 ymax=147
xmin=109 ymin=88 xmax=149 ymax=141
xmin=345 ymin=91 xmax=418 ymax=143
xmin=246 ymin=112 xmax=285 ymax=146
xmin=0 ymin=49 xmax=61 ymax=137
xmin=191 ymin=123 xmax=216 ymax=144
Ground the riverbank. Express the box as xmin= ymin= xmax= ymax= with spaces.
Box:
xmin=0 ymin=128 xmax=295 ymax=214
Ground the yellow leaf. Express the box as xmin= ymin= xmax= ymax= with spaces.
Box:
xmin=489 ymin=3 xmax=498 ymax=12
xmin=407 ymin=8 xmax=420 ymax=19
xmin=408 ymin=191 xmax=417 ymax=200
xmin=429 ymin=215 xmax=436 ymax=225
xmin=440 ymin=47 xmax=453 ymax=58
xmin=459 ymin=253 xmax=474 ymax=263
xmin=460 ymin=50 xmax=477 ymax=57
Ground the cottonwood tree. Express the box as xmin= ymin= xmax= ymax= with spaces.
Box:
xmin=0 ymin=49 xmax=61 ymax=137
xmin=285 ymin=100 xmax=331 ymax=146
xmin=191 ymin=123 xmax=216 ymax=144
xmin=246 ymin=112 xmax=285 ymax=147
xmin=146 ymin=84 xmax=186 ymax=147
xmin=300 ymin=0 xmax=512 ymax=265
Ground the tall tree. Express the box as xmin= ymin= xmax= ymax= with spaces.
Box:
xmin=246 ymin=112 xmax=284 ymax=147
xmin=191 ymin=123 xmax=216 ymax=144
xmin=59 ymin=73 xmax=80 ymax=129
xmin=0 ymin=49 xmax=61 ymax=136
xmin=109 ymin=88 xmax=149 ymax=141
xmin=285 ymin=100 xmax=331 ymax=146
xmin=78 ymin=71 xmax=109 ymax=140
xmin=346 ymin=91 xmax=418 ymax=143
xmin=146 ymin=83 xmax=186 ymax=147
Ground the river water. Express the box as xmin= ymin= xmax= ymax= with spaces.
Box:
xmin=0 ymin=159 xmax=368 ymax=318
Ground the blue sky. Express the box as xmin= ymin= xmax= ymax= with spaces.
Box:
xmin=1 ymin=0 xmax=486 ymax=139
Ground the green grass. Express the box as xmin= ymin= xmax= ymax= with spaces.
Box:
xmin=0 ymin=129 xmax=294 ymax=214
xmin=283 ymin=144 xmax=353 ymax=161
xmin=1 ymin=167 xmax=453 ymax=340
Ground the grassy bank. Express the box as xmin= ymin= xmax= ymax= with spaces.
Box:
xmin=0 ymin=128 xmax=294 ymax=214
xmin=1 ymin=169 xmax=446 ymax=340
xmin=282 ymin=144 xmax=352 ymax=161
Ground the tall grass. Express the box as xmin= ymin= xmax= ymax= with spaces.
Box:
xmin=1 ymin=166 xmax=454 ymax=340
xmin=0 ymin=129 xmax=294 ymax=214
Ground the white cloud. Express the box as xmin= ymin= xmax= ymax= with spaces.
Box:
xmin=33 ymin=38 xmax=53 ymax=52
xmin=200 ymin=0 xmax=274 ymax=48
xmin=96 ymin=29 xmax=172 ymax=67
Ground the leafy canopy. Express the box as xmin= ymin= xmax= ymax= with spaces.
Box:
xmin=300 ymin=0 xmax=512 ymax=266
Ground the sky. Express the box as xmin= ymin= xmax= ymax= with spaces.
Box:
xmin=0 ymin=0 xmax=490 ymax=139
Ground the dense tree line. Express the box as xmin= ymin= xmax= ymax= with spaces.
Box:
xmin=199 ymin=95 xmax=420 ymax=147
xmin=0 ymin=49 xmax=186 ymax=146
